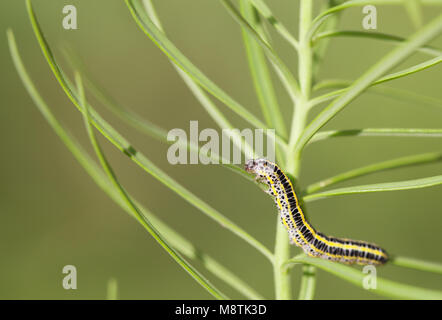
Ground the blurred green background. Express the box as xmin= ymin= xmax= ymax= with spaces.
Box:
xmin=0 ymin=0 xmax=441 ymax=299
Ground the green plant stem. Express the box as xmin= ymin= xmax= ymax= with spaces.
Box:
xmin=273 ymin=0 xmax=314 ymax=300
xmin=293 ymin=0 xmax=316 ymax=301
xmin=297 ymin=265 xmax=316 ymax=300
xmin=273 ymin=84 xmax=308 ymax=301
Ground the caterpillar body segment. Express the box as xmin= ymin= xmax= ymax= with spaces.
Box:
xmin=245 ymin=159 xmax=388 ymax=265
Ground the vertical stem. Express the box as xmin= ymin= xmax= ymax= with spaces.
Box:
xmin=298 ymin=0 xmax=313 ymax=100
xmin=287 ymin=0 xmax=313 ymax=169
xmin=273 ymin=221 xmax=291 ymax=299
xmin=297 ymin=265 xmax=316 ymax=300
xmin=295 ymin=0 xmax=316 ymax=300
xmin=274 ymin=0 xmax=314 ymax=300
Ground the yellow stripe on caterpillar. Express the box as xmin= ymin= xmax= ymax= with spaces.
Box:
xmin=245 ymin=159 xmax=389 ymax=266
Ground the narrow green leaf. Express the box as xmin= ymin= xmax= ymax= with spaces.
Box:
xmin=296 ymin=13 xmax=442 ymax=151
xmin=308 ymin=0 xmax=442 ymax=40
xmin=286 ymin=254 xmax=442 ymax=299
xmin=312 ymin=0 xmax=344 ymax=82
xmin=8 ymin=28 xmax=265 ymax=300
xmin=391 ymin=256 xmax=442 ymax=275
xmin=125 ymin=0 xmax=286 ymax=149
xmin=61 ymin=47 xmax=168 ymax=140
xmin=62 ymin=48 xmax=260 ymax=183
xmin=238 ymin=0 xmax=287 ymax=166
xmin=304 ymin=174 xmax=442 ymax=202
xmin=9 ymin=27 xmax=256 ymax=299
xmin=7 ymin=29 xmax=105 ymax=192
xmin=309 ymin=128 xmax=442 ymax=144
xmin=309 ymin=55 xmax=442 ymax=108
xmin=140 ymin=0 xmax=256 ymax=160
xmin=245 ymin=0 xmax=299 ymax=50
xmin=376 ymin=56 xmax=442 ymax=84
xmin=309 ymin=39 xmax=442 ymax=108
xmin=313 ymin=30 xmax=442 ymax=56
xmin=312 ymin=79 xmax=442 ymax=111
xmin=77 ymin=72 xmax=228 ymax=300
xmin=239 ymin=0 xmax=288 ymax=139
xmin=403 ymin=0 xmax=423 ymax=28
xmin=305 ymin=152 xmax=442 ymax=194
xmin=25 ymin=0 xmax=274 ymax=262
xmin=62 ymin=31 xmax=256 ymax=164
xmin=221 ymin=0 xmax=301 ymax=103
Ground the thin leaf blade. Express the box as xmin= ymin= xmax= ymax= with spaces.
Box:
xmin=304 ymin=174 xmax=442 ymax=202
xmin=25 ymin=0 xmax=274 ymax=262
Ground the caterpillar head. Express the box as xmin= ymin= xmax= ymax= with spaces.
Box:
xmin=245 ymin=158 xmax=273 ymax=176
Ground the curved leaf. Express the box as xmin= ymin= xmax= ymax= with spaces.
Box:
xmin=25 ymin=0 xmax=274 ymax=262
xmin=246 ymin=0 xmax=299 ymax=50
xmin=308 ymin=0 xmax=442 ymax=40
xmin=309 ymin=55 xmax=442 ymax=108
xmin=313 ymin=30 xmax=442 ymax=56
xmin=309 ymin=128 xmax=442 ymax=144
xmin=9 ymin=29 xmax=265 ymax=299
xmin=304 ymin=174 xmax=442 ymax=202
xmin=404 ymin=0 xmax=423 ymax=28
xmin=125 ymin=0 xmax=286 ymax=149
xmin=222 ymin=0 xmax=300 ymax=103
xmin=312 ymin=79 xmax=442 ymax=111
xmin=140 ymin=0 xmax=256 ymax=160
xmin=239 ymin=0 xmax=287 ymax=139
xmin=305 ymin=152 xmax=442 ymax=194
xmin=77 ymin=72 xmax=228 ymax=300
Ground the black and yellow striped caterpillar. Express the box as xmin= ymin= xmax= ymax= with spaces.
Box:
xmin=245 ymin=159 xmax=388 ymax=265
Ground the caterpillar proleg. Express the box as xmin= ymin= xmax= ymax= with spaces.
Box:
xmin=245 ymin=159 xmax=388 ymax=265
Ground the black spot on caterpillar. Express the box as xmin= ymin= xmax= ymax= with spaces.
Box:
xmin=245 ymin=159 xmax=388 ymax=265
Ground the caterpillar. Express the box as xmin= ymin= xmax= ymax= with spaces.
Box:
xmin=245 ymin=159 xmax=388 ymax=265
